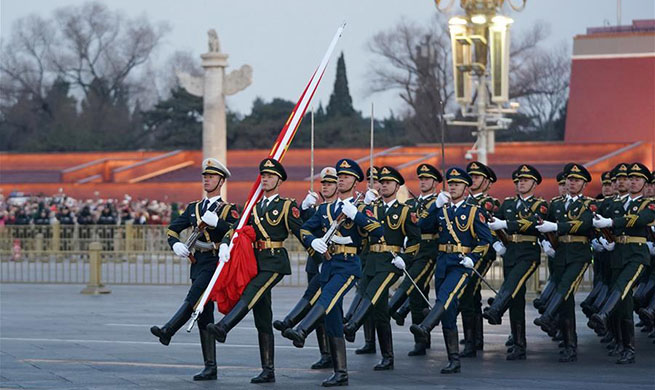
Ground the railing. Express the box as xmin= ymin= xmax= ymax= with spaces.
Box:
xmin=0 ymin=225 xmax=594 ymax=292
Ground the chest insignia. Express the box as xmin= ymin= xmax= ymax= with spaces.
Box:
xmin=392 ymin=214 xmax=399 ymax=220
xmin=272 ymin=210 xmax=279 ymax=216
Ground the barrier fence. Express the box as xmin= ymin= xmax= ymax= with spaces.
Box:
xmin=0 ymin=225 xmax=594 ymax=293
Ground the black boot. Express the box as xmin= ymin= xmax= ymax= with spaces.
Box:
xmin=206 ymin=299 xmax=250 ymax=343
xmin=273 ymin=297 xmax=311 ymax=332
xmin=608 ymin=316 xmax=624 ymax=357
xmin=355 ymin=317 xmax=376 ymax=354
xmin=408 ymin=333 xmax=427 ymax=356
xmin=391 ymin=298 xmax=410 ymax=326
xmin=283 ymin=304 xmax=325 ymax=348
xmin=343 ymin=297 xmax=373 ymax=343
xmin=460 ymin=315 xmax=477 ymax=358
xmin=637 ymin=298 xmax=655 ymax=327
xmin=193 ymin=328 xmax=217 ymax=380
xmin=343 ymin=291 xmax=362 ymax=324
xmin=474 ymin=312 xmax=484 ymax=350
xmin=322 ymin=337 xmax=348 ymax=387
xmin=580 ymin=282 xmax=604 ymax=316
xmin=373 ymin=322 xmax=394 ymax=370
xmin=483 ymin=287 xmax=511 ymax=325
xmin=410 ymin=301 xmax=445 ymax=343
xmin=311 ymin=324 xmax=333 ymax=369
xmin=150 ymin=301 xmax=193 ymax=346
xmin=534 ymin=280 xmax=555 ymax=312
xmin=589 ymin=290 xmax=621 ymax=334
xmin=616 ymin=319 xmax=635 ymax=364
xmin=588 ymin=284 xmax=609 ymax=315
xmin=558 ymin=317 xmax=577 ymax=363
xmin=505 ymin=334 xmax=514 ymax=347
xmin=507 ymin=320 xmax=526 ymax=360
xmin=251 ymin=333 xmax=275 ymax=383
xmin=440 ymin=328 xmax=461 ymax=374
xmin=534 ymin=292 xmax=564 ymax=335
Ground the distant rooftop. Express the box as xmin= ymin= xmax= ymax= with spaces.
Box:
xmin=587 ymin=19 xmax=655 ymax=35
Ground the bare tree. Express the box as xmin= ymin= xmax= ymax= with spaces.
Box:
xmin=0 ymin=1 xmax=170 ymax=108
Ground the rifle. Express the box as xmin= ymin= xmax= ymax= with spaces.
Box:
xmin=469 ymin=194 xmax=509 ymax=246
xmin=184 ymin=201 xmax=220 ymax=264
xmin=537 ymin=216 xmax=559 ymax=249
xmin=321 ymin=193 xmax=363 ymax=259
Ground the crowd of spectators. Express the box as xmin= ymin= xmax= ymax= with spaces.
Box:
xmin=0 ymin=192 xmax=182 ymax=227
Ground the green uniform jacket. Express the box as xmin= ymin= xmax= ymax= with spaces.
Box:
xmin=612 ymin=196 xmax=655 ymax=267
xmin=547 ymin=195 xmax=595 ymax=264
xmin=496 ymin=195 xmax=549 ymax=266
xmin=365 ymin=200 xmax=421 ymax=276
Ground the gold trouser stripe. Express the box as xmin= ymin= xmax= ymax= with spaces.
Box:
xmin=565 ymin=263 xmax=589 ymax=300
xmin=310 ymin=288 xmax=322 ymax=306
xmin=473 ymin=260 xmax=495 ymax=292
xmin=406 ymin=261 xmax=433 ymax=295
xmin=445 ymin=274 xmax=468 ymax=309
xmin=511 ymin=261 xmax=538 ymax=299
xmin=248 ymin=273 xmax=279 ymax=310
xmin=371 ymin=273 xmax=396 ymax=305
xmin=326 ymin=275 xmax=355 ymax=314
xmin=621 ymin=264 xmax=645 ymax=300
xmin=423 ymin=260 xmax=436 ymax=290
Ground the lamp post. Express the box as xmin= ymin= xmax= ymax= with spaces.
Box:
xmin=440 ymin=0 xmax=523 ymax=164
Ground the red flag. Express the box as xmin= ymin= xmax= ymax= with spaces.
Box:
xmin=209 ymin=226 xmax=258 ymax=314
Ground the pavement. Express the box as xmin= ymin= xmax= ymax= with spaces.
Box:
xmin=1 ymin=284 xmax=654 ymax=389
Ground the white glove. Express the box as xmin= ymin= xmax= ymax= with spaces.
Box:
xmin=341 ymin=201 xmax=358 ymax=219
xmin=311 ymin=238 xmax=328 ymax=254
xmin=647 ymin=241 xmax=655 ymax=256
xmin=541 ymin=240 xmax=556 ymax=257
xmin=201 ymin=210 xmax=218 ymax=227
xmin=459 ymin=256 xmax=474 ymax=269
xmin=593 ymin=215 xmax=613 ymax=229
xmin=537 ymin=220 xmax=558 ymax=233
xmin=218 ymin=243 xmax=230 ymax=263
xmin=173 ymin=242 xmax=190 ymax=258
xmin=493 ymin=241 xmax=506 ymax=256
xmin=488 ymin=218 xmax=507 ymax=231
xmin=391 ymin=255 xmax=406 ymax=270
xmin=331 ymin=235 xmax=353 ymax=245
xmin=364 ymin=189 xmax=378 ymax=205
xmin=435 ymin=191 xmax=451 ymax=208
xmin=301 ymin=191 xmax=319 ymax=210
xmin=591 ymin=238 xmax=604 ymax=252
xmin=599 ymin=237 xmax=615 ymax=251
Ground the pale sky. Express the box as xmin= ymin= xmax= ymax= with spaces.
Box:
xmin=1 ymin=0 xmax=653 ymax=116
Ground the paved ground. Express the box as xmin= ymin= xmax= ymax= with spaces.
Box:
xmin=1 ymin=284 xmax=654 ymax=389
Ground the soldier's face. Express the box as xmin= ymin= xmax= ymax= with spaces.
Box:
xmin=380 ymin=180 xmax=398 ymax=198
xmin=261 ymin=173 xmax=280 ymax=191
xmin=628 ymin=176 xmax=646 ymax=194
xmin=447 ymin=182 xmax=467 ymax=200
xmin=616 ymin=177 xmax=629 ymax=192
xmin=558 ymin=183 xmax=567 ymax=196
xmin=645 ymin=183 xmax=655 ymax=197
xmin=517 ymin=178 xmax=535 ymax=195
xmin=321 ymin=181 xmax=337 ymax=199
xmin=470 ymin=174 xmax=487 ymax=192
xmin=337 ymin=174 xmax=356 ymax=193
xmin=566 ymin=177 xmax=585 ymax=196
xmin=601 ymin=184 xmax=614 ymax=197
xmin=202 ymin=174 xmax=222 ymax=193
xmin=418 ymin=177 xmax=435 ymax=193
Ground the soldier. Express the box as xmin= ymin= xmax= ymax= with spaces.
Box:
xmin=409 ymin=167 xmax=492 ymax=374
xmin=590 ymin=163 xmax=655 ymax=363
xmin=283 ymin=158 xmax=383 ymax=387
xmin=458 ymin=161 xmax=500 ymax=358
xmin=151 ymin=158 xmax=238 ymax=381
xmin=342 ymin=166 xmax=421 ymax=370
xmin=206 ymin=158 xmax=305 ymax=383
xmin=532 ymin=163 xmax=594 ymax=362
xmin=344 ymin=166 xmax=380 ymax=355
xmin=557 ymin=171 xmax=568 ymax=197
xmin=388 ymin=163 xmax=441 ymax=356
xmin=273 ymin=167 xmax=339 ymax=370
xmin=483 ymin=165 xmax=547 ymax=360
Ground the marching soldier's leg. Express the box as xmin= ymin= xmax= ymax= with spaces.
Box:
xmin=373 ymin=274 xmax=399 ymax=371
xmin=535 ymin=262 xmax=588 ymax=335
xmin=344 ymin=272 xmax=396 ymax=343
xmin=355 ymin=275 xmax=376 ymax=354
xmin=506 ymin=279 xmax=527 ymax=360
xmin=589 ymin=263 xmax=645 ymax=334
xmin=312 ymin=323 xmax=333 ymax=369
xmin=151 ymin=272 xmax=209 ymax=346
xmin=558 ymin=297 xmax=578 ymax=362
xmin=439 ymin=268 xmax=469 ymax=375
xmin=194 ymin=301 xmax=218 ymax=380
xmin=535 ymin=279 xmax=557 ymax=314
xmin=638 ymin=292 xmax=655 ymax=328
xmin=458 ymin=280 xmax=477 ymax=358
xmin=274 ymin=273 xmax=321 ymax=332
xmin=484 ymin=259 xmax=539 ymax=325
xmin=251 ymin=274 xmax=284 ymax=384
xmin=208 ymin=272 xmax=282 ymax=343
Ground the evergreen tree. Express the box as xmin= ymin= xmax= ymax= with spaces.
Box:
xmin=326 ymin=52 xmax=356 ymax=118
xmin=141 ymin=87 xmax=203 ymax=149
